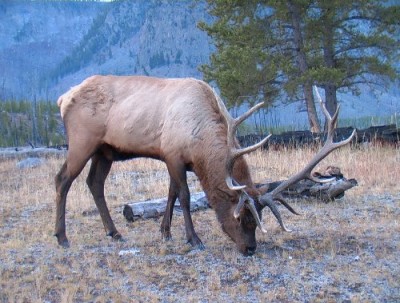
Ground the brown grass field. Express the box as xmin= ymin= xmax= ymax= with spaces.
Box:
xmin=0 ymin=145 xmax=399 ymax=302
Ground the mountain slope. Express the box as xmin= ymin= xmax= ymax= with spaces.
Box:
xmin=0 ymin=1 xmax=104 ymax=98
xmin=49 ymin=0 xmax=213 ymax=99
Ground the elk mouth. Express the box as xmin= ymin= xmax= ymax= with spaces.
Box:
xmin=220 ymin=219 xmax=258 ymax=256
xmin=234 ymin=241 xmax=257 ymax=256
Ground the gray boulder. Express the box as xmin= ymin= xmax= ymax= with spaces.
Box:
xmin=16 ymin=157 xmax=45 ymax=169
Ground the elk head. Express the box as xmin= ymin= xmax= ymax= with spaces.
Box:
xmin=216 ymin=86 xmax=355 ymax=255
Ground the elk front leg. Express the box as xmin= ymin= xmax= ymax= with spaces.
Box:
xmin=166 ymin=161 xmax=204 ymax=250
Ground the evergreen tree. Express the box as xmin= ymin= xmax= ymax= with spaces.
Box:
xmin=200 ymin=0 xmax=399 ymax=131
xmin=199 ymin=0 xmax=281 ymax=112
xmin=0 ymin=99 xmax=64 ymax=147
xmin=199 ymin=0 xmax=323 ymax=132
xmin=308 ymin=0 xmax=399 ymax=118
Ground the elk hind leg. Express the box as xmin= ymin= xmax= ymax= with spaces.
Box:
xmin=86 ymin=153 xmax=121 ymax=240
xmin=160 ymin=178 xmax=179 ymax=240
xmin=55 ymin=151 xmax=90 ymax=247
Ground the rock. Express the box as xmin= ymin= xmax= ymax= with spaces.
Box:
xmin=118 ymin=248 xmax=140 ymax=256
xmin=16 ymin=157 xmax=45 ymax=169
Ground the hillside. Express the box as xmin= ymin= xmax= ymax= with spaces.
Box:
xmin=0 ymin=0 xmax=212 ymax=101
xmin=0 ymin=1 xmax=103 ymax=99
xmin=0 ymin=0 xmax=398 ymax=129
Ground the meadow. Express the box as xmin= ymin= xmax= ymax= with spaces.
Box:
xmin=0 ymin=145 xmax=399 ymax=302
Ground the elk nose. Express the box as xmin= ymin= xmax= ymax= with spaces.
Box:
xmin=246 ymin=246 xmax=257 ymax=256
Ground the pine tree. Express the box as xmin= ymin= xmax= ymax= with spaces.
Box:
xmin=308 ymin=0 xmax=399 ymax=118
xmin=199 ymin=0 xmax=399 ymax=131
xmin=199 ymin=0 xmax=321 ymax=131
xmin=199 ymin=0 xmax=281 ymax=112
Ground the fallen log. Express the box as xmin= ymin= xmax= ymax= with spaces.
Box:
xmin=259 ymin=178 xmax=357 ymax=202
xmin=238 ymin=124 xmax=399 ymax=149
xmin=257 ymin=166 xmax=357 ymax=202
xmin=356 ymin=124 xmax=398 ymax=144
xmin=123 ymin=192 xmax=209 ymax=222
xmin=122 ymin=166 xmax=357 ymax=221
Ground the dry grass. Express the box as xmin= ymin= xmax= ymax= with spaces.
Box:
xmin=0 ymin=145 xmax=399 ymax=302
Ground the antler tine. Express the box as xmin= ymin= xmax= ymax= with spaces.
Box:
xmin=226 ymin=176 xmax=246 ymax=191
xmin=313 ymin=85 xmax=340 ymax=141
xmin=259 ymin=86 xmax=356 ymax=231
xmin=213 ymin=89 xmax=271 ymax=191
xmin=246 ymin=198 xmax=269 ymax=233
xmin=230 ymin=134 xmax=272 ymax=162
xmin=215 ymin=93 xmax=247 ymax=191
xmin=215 ymin=94 xmax=264 ymax=133
xmin=262 ymin=196 xmax=292 ymax=232
xmin=225 ymin=134 xmax=270 ymax=190
xmin=234 ymin=188 xmax=268 ymax=233
xmin=229 ymin=102 xmax=269 ymax=163
xmin=214 ymin=89 xmax=235 ymax=149
xmin=234 ymin=193 xmax=247 ymax=219
xmin=313 ymin=85 xmax=356 ymax=152
xmin=234 ymin=190 xmax=290 ymax=233
xmin=274 ymin=194 xmax=301 ymax=215
xmin=234 ymin=102 xmax=265 ymax=127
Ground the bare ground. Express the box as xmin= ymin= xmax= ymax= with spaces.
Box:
xmin=0 ymin=146 xmax=399 ymax=302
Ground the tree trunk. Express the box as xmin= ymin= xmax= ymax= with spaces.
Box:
xmin=287 ymin=0 xmax=321 ymax=133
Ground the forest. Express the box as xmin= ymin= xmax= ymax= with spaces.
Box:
xmin=199 ymin=0 xmax=399 ymax=133
xmin=0 ymin=100 xmax=64 ymax=147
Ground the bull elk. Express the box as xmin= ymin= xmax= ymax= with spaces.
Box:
xmin=55 ymin=75 xmax=355 ymax=255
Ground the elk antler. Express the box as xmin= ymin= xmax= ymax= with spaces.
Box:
xmin=232 ymin=179 xmax=268 ymax=233
xmin=244 ymin=86 xmax=356 ymax=233
xmin=214 ymin=90 xmax=271 ymax=190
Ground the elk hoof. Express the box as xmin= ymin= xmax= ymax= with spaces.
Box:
xmin=55 ymin=235 xmax=70 ymax=248
xmin=115 ymin=237 xmax=126 ymax=243
xmin=161 ymin=229 xmax=172 ymax=241
xmin=245 ymin=246 xmax=257 ymax=256
xmin=162 ymin=234 xmax=172 ymax=241
xmin=108 ymin=231 xmax=123 ymax=241
xmin=196 ymin=242 xmax=206 ymax=251
xmin=188 ymin=238 xmax=205 ymax=251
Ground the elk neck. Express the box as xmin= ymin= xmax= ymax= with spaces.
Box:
xmin=190 ymin=119 xmax=259 ymax=211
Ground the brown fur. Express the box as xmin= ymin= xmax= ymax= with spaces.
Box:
xmin=55 ymin=75 xmax=262 ymax=255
